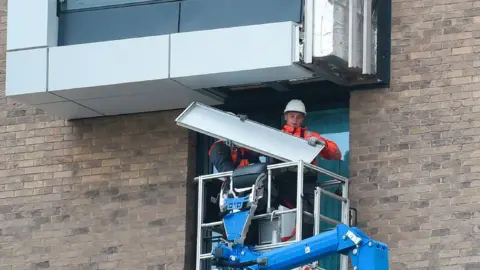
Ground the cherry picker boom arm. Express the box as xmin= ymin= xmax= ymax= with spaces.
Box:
xmin=211 ymin=223 xmax=389 ymax=270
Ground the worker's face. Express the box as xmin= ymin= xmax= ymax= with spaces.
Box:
xmin=284 ymin=112 xmax=305 ymax=128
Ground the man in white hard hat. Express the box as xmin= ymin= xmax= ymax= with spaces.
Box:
xmin=282 ymin=99 xmax=341 ymax=160
xmin=273 ymin=99 xmax=342 ymax=241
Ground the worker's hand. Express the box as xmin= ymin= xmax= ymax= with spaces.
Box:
xmin=237 ymin=114 xmax=248 ymax=122
xmin=307 ymin=137 xmax=324 ymax=147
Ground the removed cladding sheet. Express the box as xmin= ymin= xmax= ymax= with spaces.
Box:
xmin=175 ymin=102 xmax=323 ymax=163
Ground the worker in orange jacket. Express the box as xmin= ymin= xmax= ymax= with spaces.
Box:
xmin=282 ymin=99 xmax=342 ymax=161
xmin=274 ymin=99 xmax=343 ymax=241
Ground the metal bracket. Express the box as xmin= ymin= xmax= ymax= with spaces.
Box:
xmin=349 ymin=208 xmax=358 ymax=227
xmin=345 ymin=230 xmax=362 ymax=246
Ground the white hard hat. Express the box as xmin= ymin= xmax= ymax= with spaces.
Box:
xmin=284 ymin=99 xmax=306 ymax=115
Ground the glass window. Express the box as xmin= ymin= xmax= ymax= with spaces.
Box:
xmin=303 ymin=108 xmax=350 ymax=270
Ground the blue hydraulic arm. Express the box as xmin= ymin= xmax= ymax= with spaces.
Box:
xmin=211 ymin=223 xmax=389 ymax=270
xmin=208 ymin=161 xmax=389 ymax=270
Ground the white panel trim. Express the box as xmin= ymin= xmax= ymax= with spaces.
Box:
xmin=170 ymin=21 xmax=300 ymax=76
xmin=170 ymin=21 xmax=312 ymax=89
xmin=48 ymin=35 xmax=171 ymax=91
xmin=6 ymin=48 xmax=48 ymax=97
xmin=7 ymin=0 xmax=58 ymax=51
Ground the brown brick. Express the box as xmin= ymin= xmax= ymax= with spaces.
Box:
xmin=351 ymin=0 xmax=480 ymax=268
xmin=0 ymin=9 xmax=194 ymax=267
xmin=3 ymin=0 xmax=479 ymax=269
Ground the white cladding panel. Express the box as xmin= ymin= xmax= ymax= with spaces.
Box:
xmin=7 ymin=0 xmax=58 ymax=51
xmin=170 ymin=22 xmax=312 ymax=89
xmin=48 ymin=35 xmax=171 ymax=92
xmin=176 ymin=102 xmax=323 ymax=163
xmin=6 ymin=48 xmax=49 ymax=99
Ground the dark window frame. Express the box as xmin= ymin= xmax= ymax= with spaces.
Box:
xmin=58 ymin=0 xmax=176 ymax=13
xmin=372 ymin=0 xmax=392 ymax=85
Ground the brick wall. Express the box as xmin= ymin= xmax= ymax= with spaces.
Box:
xmin=350 ymin=0 xmax=480 ymax=269
xmin=5 ymin=0 xmax=480 ymax=269
xmin=0 ymin=1 xmax=196 ymax=269
xmin=0 ymin=104 xmax=196 ymax=270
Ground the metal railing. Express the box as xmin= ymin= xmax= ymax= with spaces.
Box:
xmin=194 ymin=160 xmax=350 ymax=270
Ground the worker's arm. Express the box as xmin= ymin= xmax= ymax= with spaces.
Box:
xmin=309 ymin=133 xmax=342 ymax=160
xmin=209 ymin=141 xmax=235 ymax=172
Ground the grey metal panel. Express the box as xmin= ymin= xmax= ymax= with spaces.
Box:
xmin=180 ymin=0 xmax=303 ymax=32
xmin=58 ymin=2 xmax=180 ymax=46
xmin=175 ymin=102 xmax=323 ymax=163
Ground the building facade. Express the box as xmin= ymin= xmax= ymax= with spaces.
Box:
xmin=2 ymin=0 xmax=480 ymax=269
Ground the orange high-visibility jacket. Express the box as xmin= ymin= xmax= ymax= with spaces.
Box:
xmin=281 ymin=125 xmax=342 ymax=162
